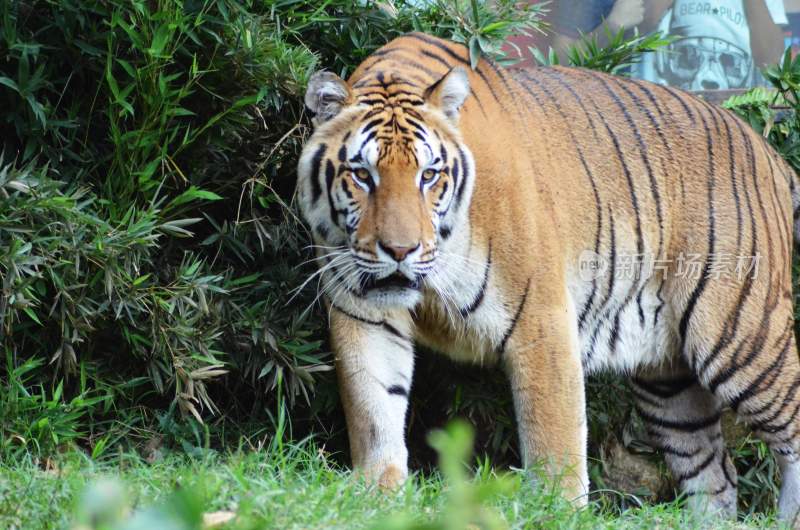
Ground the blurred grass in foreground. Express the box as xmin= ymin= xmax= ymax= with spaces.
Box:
xmin=0 ymin=421 xmax=779 ymax=530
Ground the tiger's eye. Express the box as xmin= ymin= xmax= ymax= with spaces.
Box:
xmin=353 ymin=168 xmax=371 ymax=185
xmin=422 ymin=169 xmax=438 ymax=182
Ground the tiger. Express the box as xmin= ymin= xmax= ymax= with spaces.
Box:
xmin=296 ymin=32 xmax=800 ymax=523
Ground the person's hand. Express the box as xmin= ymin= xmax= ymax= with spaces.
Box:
xmin=606 ymin=0 xmax=645 ymax=31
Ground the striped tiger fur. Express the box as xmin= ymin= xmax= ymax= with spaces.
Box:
xmin=296 ymin=32 xmax=800 ymax=523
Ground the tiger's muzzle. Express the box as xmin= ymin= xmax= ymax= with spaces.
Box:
xmin=356 ymin=240 xmax=429 ymax=301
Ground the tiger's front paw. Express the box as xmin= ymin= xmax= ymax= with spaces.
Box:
xmin=361 ymin=462 xmax=408 ymax=490
xmin=377 ymin=464 xmax=406 ymax=489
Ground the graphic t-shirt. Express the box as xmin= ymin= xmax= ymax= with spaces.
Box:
xmin=632 ymin=0 xmax=787 ymax=90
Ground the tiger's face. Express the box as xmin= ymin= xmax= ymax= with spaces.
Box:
xmin=297 ymin=67 xmax=474 ymax=309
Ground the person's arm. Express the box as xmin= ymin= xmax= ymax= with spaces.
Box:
xmin=550 ymin=0 xmax=645 ymax=59
xmin=641 ymin=0 xmax=673 ymax=33
xmin=745 ymin=0 xmax=786 ymax=67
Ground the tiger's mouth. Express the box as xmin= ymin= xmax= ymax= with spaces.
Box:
xmin=363 ymin=271 xmax=422 ymax=292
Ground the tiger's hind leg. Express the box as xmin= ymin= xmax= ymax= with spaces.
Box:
xmin=631 ymin=362 xmax=737 ymax=518
xmin=686 ymin=286 xmax=800 ymax=526
xmin=702 ymin=328 xmax=800 ymax=526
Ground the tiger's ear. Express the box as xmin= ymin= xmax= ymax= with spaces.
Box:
xmin=305 ymin=71 xmax=353 ymax=126
xmin=424 ymin=66 xmax=470 ymax=122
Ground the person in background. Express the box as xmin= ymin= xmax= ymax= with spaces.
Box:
xmin=548 ymin=0 xmax=650 ymax=59
xmin=633 ymin=0 xmax=787 ymax=90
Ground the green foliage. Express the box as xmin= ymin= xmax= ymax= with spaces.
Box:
xmin=0 ymin=0 xmax=545 ymax=459
xmin=722 ymin=87 xmax=784 ymax=139
xmin=531 ymin=26 xmax=671 ymax=75
xmin=412 ymin=0 xmax=547 ymax=68
xmin=0 ymin=0 xmax=332 ymax=432
xmin=724 ymin=48 xmax=800 ymax=174
xmin=721 ymin=86 xmax=785 ymax=110
xmin=0 ymin=349 xmax=115 ymax=459
xmin=731 ymin=435 xmax=781 ymax=518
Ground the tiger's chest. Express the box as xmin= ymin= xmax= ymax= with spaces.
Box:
xmin=413 ymin=314 xmax=498 ymax=365
xmin=413 ymin=263 xmax=679 ymax=375
xmin=413 ymin=269 xmax=513 ymax=366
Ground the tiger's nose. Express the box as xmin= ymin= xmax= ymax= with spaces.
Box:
xmin=377 ymin=241 xmax=420 ymax=262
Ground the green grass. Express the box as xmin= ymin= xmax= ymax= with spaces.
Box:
xmin=0 ymin=434 xmax=781 ymax=530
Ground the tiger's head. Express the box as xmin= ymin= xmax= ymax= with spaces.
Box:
xmin=297 ymin=67 xmax=475 ymax=309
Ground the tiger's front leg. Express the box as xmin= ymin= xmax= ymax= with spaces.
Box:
xmin=503 ymin=299 xmax=589 ymax=505
xmin=331 ymin=306 xmax=415 ymax=488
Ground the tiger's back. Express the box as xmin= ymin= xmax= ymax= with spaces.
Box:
xmin=361 ymin=33 xmax=795 ymax=378
xmin=300 ymin=33 xmax=800 ymax=522
xmin=505 ymin=65 xmax=795 ymax=377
